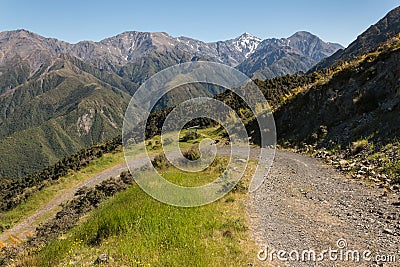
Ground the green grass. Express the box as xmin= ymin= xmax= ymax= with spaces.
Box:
xmin=163 ymin=170 xmax=211 ymax=187
xmin=0 ymin=150 xmax=126 ymax=234
xmin=16 ymin=159 xmax=258 ymax=266
xmin=145 ymin=126 xmax=227 ymax=152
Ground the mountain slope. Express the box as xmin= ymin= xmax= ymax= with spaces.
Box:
xmin=237 ymin=31 xmax=342 ymax=79
xmin=312 ymin=6 xmax=400 ymax=71
xmin=0 ymin=58 xmax=130 ymax=178
xmin=274 ymin=37 xmax=400 ymax=148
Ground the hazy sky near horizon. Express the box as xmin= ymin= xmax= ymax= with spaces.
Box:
xmin=1 ymin=0 xmax=399 ymax=46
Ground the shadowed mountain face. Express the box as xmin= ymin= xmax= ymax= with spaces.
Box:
xmin=223 ymin=6 xmax=400 ymax=151
xmin=0 ymin=29 xmax=340 ymax=178
xmin=273 ymin=39 xmax=400 ymax=148
xmin=311 ymin=6 xmax=400 ymax=71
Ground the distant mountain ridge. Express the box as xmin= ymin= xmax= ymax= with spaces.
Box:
xmin=237 ymin=31 xmax=343 ymax=79
xmin=0 ymin=29 xmax=342 ymax=74
xmin=0 ymin=29 xmax=341 ymax=178
xmin=0 ymin=30 xmax=260 ymax=68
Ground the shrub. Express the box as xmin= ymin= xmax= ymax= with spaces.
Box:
xmin=182 ymin=146 xmax=201 ymax=161
xmin=151 ymin=153 xmax=170 ymax=170
xmin=179 ymin=131 xmax=201 ymax=142
xmin=350 ymin=139 xmax=370 ymax=155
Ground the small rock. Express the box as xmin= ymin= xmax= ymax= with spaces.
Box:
xmin=222 ymin=230 xmax=233 ymax=238
xmin=95 ymin=254 xmax=108 ymax=264
xmin=371 ymin=177 xmax=381 ymax=183
xmin=391 ymin=184 xmax=400 ymax=191
xmin=383 ymin=228 xmax=394 ymax=235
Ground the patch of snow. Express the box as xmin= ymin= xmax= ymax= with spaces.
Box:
xmin=129 ymin=41 xmax=135 ymax=51
xmin=233 ymin=33 xmax=262 ymax=58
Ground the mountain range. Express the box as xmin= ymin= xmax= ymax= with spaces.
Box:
xmin=0 ymin=29 xmax=342 ymax=77
xmin=0 ymin=4 xmax=398 ymax=189
xmin=1 ymin=5 xmax=400 ymax=265
xmin=0 ymin=29 xmax=342 ymax=178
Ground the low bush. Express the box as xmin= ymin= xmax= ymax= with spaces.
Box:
xmin=182 ymin=146 xmax=201 ymax=161
xmin=180 ymin=131 xmax=201 ymax=142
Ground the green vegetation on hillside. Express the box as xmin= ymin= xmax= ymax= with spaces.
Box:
xmin=0 ymin=59 xmax=131 ymax=178
xmin=0 ymin=48 xmax=229 ymax=179
xmin=274 ymin=36 xmax=400 ymax=146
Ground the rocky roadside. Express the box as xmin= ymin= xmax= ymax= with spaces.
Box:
xmin=251 ymin=150 xmax=399 ymax=267
xmin=288 ymin=141 xmax=400 ymax=192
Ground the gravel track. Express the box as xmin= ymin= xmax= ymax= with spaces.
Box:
xmin=250 ymin=150 xmax=399 ymax=267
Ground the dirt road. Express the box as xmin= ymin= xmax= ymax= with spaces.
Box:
xmin=0 ymin=156 xmax=150 ymax=243
xmin=251 ymin=150 xmax=399 ymax=266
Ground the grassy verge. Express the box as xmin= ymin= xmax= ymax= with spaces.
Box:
xmin=16 ymin=159 xmax=258 ymax=266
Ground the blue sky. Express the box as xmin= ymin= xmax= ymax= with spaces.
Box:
xmin=1 ymin=0 xmax=399 ymax=46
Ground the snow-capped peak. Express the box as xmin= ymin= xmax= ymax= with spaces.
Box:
xmin=237 ymin=32 xmax=261 ymax=42
xmin=234 ymin=32 xmax=262 ymax=58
